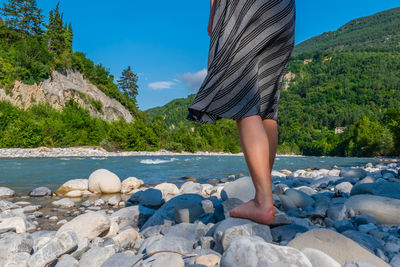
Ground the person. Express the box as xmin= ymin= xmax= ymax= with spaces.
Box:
xmin=186 ymin=0 xmax=296 ymax=224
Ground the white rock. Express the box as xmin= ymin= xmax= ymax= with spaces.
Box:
xmin=121 ymin=177 xmax=144 ymax=193
xmin=335 ymin=182 xmax=353 ymax=194
xmin=154 ymin=182 xmax=180 ymax=198
xmin=88 ymin=169 xmax=121 ymax=194
xmin=345 ymin=194 xmax=400 ymax=225
xmin=220 ymin=235 xmax=312 ymax=267
xmin=52 ymin=198 xmax=75 ymax=208
xmin=0 ymin=216 xmax=26 ymax=233
xmin=57 ymin=212 xmax=110 ymax=241
xmin=0 ymin=187 xmax=15 ymax=197
xmin=300 ymin=248 xmax=341 ymax=267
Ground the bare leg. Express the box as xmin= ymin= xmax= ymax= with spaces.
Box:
xmin=229 ymin=115 xmax=276 ymax=224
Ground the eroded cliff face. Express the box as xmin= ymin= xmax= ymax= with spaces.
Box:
xmin=0 ymin=69 xmax=133 ymax=122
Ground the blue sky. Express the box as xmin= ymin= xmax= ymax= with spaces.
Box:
xmin=5 ymin=0 xmax=399 ymax=110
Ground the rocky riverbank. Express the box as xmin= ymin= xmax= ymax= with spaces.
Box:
xmin=1 ymin=162 xmax=400 ymax=266
xmin=0 ymin=147 xmax=308 ymax=158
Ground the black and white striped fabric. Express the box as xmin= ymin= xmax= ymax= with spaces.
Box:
xmin=187 ymin=0 xmax=296 ymax=124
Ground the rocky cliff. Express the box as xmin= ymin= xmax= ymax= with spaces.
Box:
xmin=0 ymin=69 xmax=133 ymax=122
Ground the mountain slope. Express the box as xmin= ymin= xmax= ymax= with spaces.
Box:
xmin=293 ymin=7 xmax=400 ymax=55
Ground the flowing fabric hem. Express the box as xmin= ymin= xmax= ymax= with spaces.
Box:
xmin=186 ymin=106 xmax=278 ymax=125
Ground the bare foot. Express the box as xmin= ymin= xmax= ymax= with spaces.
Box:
xmin=229 ymin=198 xmax=275 ymax=225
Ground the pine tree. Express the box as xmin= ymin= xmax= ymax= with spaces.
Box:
xmin=0 ymin=0 xmax=44 ymax=37
xmin=63 ymin=22 xmax=73 ymax=53
xmin=117 ymin=66 xmax=139 ymax=105
xmin=45 ymin=1 xmax=66 ymax=55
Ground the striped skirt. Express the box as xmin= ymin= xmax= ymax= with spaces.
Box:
xmin=186 ymin=0 xmax=296 ymax=124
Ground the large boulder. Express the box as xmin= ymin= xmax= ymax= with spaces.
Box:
xmin=220 ymin=235 xmax=312 ymax=267
xmin=57 ymin=212 xmax=110 ymax=241
xmin=340 ymin=167 xmax=367 ymax=179
xmin=345 ymin=194 xmax=400 ymax=225
xmin=88 ymin=169 xmax=121 ymax=194
xmin=55 ymin=179 xmax=89 ymax=196
xmin=287 ymin=228 xmax=390 ymax=267
xmin=350 ymin=181 xmax=400 ymax=199
xmin=221 ymin=176 xmax=255 ymax=202
xmin=0 ymin=187 xmax=15 ymax=197
xmin=109 ymin=205 xmax=155 ymax=229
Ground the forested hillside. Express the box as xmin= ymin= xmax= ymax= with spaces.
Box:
xmin=145 ymin=7 xmax=400 ymax=156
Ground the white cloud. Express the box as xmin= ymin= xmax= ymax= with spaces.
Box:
xmin=180 ymin=69 xmax=207 ymax=91
xmin=148 ymin=81 xmax=176 ymax=90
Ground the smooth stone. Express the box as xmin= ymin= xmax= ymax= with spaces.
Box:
xmin=300 ymin=248 xmax=341 ymax=267
xmin=270 ymin=208 xmax=294 ymax=226
xmin=57 ymin=212 xmax=110 ymax=241
xmin=353 ymin=214 xmax=380 ymax=226
xmin=220 ymin=235 xmax=312 ymax=267
xmin=141 ymin=194 xmax=204 ymax=230
xmin=351 ymin=181 xmax=400 ymax=199
xmin=310 ymin=176 xmax=343 ymax=189
xmin=327 ymin=204 xmax=347 ymax=221
xmin=145 ymin=235 xmax=195 ymax=254
xmin=107 ymin=196 xmax=119 ymax=206
xmin=287 ymin=228 xmax=390 ymax=267
xmin=216 ymin=221 xmax=272 ymax=252
xmin=195 ymin=254 xmax=221 ymax=266
xmin=154 ymin=182 xmax=180 ymax=198
xmin=52 ymin=198 xmax=75 ymax=208
xmin=29 ymin=186 xmax=52 ymax=197
xmin=271 ymin=224 xmax=308 ymax=243
xmin=335 ymin=182 xmax=353 ymax=194
xmin=0 ymin=187 xmax=15 ymax=197
xmin=340 ymin=167 xmax=368 ymax=179
xmin=3 ymin=252 xmax=31 ymax=266
xmin=343 ymin=262 xmax=379 ymax=267
xmin=0 ymin=200 xmax=20 ymax=211
xmin=0 ymin=233 xmax=33 ymax=263
xmin=55 ymin=254 xmax=79 ymax=267
xmin=65 ymin=190 xmax=83 ymax=198
xmin=358 ymin=223 xmax=378 ymax=233
xmin=109 ymin=205 xmax=155 ymax=229
xmin=129 ymin=188 xmax=163 ymax=208
xmin=100 ymin=252 xmax=141 ymax=267
xmin=28 ymin=230 xmax=78 ymax=267
xmin=342 ymin=230 xmax=383 ymax=253
xmin=333 ymin=220 xmax=356 ymax=233
xmin=345 ymin=195 xmax=400 ymax=225
xmin=296 ymin=186 xmax=317 ymax=196
xmin=357 ymin=176 xmax=377 ymax=185
xmin=55 ymin=179 xmax=89 ymax=196
xmin=279 ymin=194 xmax=297 ymax=210
xmin=221 ymin=198 xmax=243 ymax=219
xmin=180 ymin=181 xmax=202 ymax=194
xmin=143 ymin=252 xmax=184 ymax=267
xmin=112 ymin=228 xmax=139 ymax=245
xmin=384 ymin=242 xmax=400 ymax=253
xmin=120 ymin=177 xmax=144 ymax=193
xmin=220 ymin=176 xmax=255 ymax=202
xmin=390 ymin=254 xmax=400 ymax=267
xmin=283 ymin=189 xmax=315 ymax=208
xmin=0 ymin=216 xmax=27 ymax=233
xmin=174 ymin=202 xmax=204 ymax=224
xmin=79 ymin=246 xmax=116 ymax=267
xmin=88 ymin=169 xmax=121 ymax=194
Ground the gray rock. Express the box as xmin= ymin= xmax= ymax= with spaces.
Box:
xmin=145 ymin=236 xmax=195 ymax=254
xmin=220 ymin=235 xmax=312 ymax=267
xmin=109 ymin=205 xmax=155 ymax=229
xmin=141 ymin=194 xmax=204 ymax=230
xmin=28 ymin=230 xmax=78 ymax=267
xmin=129 ymin=188 xmax=164 ymax=208
xmin=221 ymin=176 xmax=255 ymax=202
xmin=335 ymin=182 xmax=353 ymax=194
xmin=215 ymin=221 xmax=272 ymax=252
xmin=100 ymin=252 xmax=141 ymax=267
xmin=345 ymin=195 xmax=400 ymax=225
xmin=142 ymin=252 xmax=184 ymax=267
xmin=2 ymin=252 xmax=30 ymax=266
xmin=384 ymin=242 xmax=400 ymax=253
xmin=79 ymin=246 xmax=116 ymax=267
xmin=340 ymin=167 xmax=367 ymax=179
xmin=287 ymin=229 xmax=390 ymax=267
xmin=300 ymin=248 xmax=341 ymax=267
xmin=310 ymin=176 xmax=343 ymax=189
xmin=333 ymin=220 xmax=355 ymax=233
xmin=0 ymin=187 xmax=15 ymax=197
xmin=271 ymin=224 xmax=308 ymax=242
xmin=221 ymin=198 xmax=244 ymax=219
xmin=140 ymin=225 xmax=162 ymax=239
xmin=390 ymin=254 xmax=400 ymax=267
xmin=358 ymin=223 xmax=378 ymax=233
xmin=353 ymin=214 xmax=379 ymax=226
xmin=180 ymin=181 xmax=202 ymax=194
xmin=308 ymin=201 xmax=329 ymax=218
xmin=351 ymin=181 xmax=400 ymax=199
xmin=0 ymin=200 xmax=20 ymax=211
xmin=283 ymin=189 xmax=315 ymax=208
xmin=327 ymin=204 xmax=347 ymax=221
xmin=342 ymin=230 xmax=383 ymax=253
xmin=0 ymin=233 xmax=33 ymax=263
xmin=52 ymin=198 xmax=75 ymax=208
xmin=31 ymin=230 xmax=56 ymax=252
xmin=279 ymin=194 xmax=297 ymax=210
xmin=161 ymin=223 xmax=208 ymax=242
xmin=57 ymin=212 xmax=110 ymax=241
xmin=29 ymin=187 xmax=52 ymax=197
xmin=357 ymin=176 xmax=377 ymax=185
xmin=343 ymin=262 xmax=379 ymax=267
xmin=55 ymin=254 xmax=79 ymax=267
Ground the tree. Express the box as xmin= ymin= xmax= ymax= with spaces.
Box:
xmin=0 ymin=0 xmax=44 ymax=37
xmin=44 ymin=1 xmax=66 ymax=55
xmin=117 ymin=66 xmax=139 ymax=105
